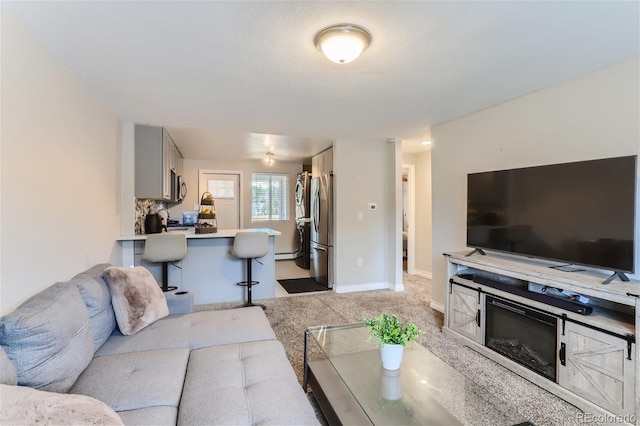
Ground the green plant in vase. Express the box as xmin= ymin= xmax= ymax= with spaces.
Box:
xmin=364 ymin=313 xmax=423 ymax=370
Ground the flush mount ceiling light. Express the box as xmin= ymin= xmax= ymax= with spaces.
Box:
xmin=314 ymin=24 xmax=371 ymax=64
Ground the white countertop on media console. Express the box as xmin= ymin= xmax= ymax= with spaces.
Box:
xmin=117 ymin=228 xmax=281 ymax=241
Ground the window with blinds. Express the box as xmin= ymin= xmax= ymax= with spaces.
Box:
xmin=251 ymin=173 xmax=289 ymax=221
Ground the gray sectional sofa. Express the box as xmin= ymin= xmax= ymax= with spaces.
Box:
xmin=0 ymin=264 xmax=319 ymax=425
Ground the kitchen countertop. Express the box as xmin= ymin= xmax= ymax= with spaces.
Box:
xmin=116 ymin=228 xmax=281 ymax=241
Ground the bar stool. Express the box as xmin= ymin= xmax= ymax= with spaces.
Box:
xmin=142 ymin=233 xmax=187 ymax=292
xmin=231 ymin=231 xmax=269 ymax=310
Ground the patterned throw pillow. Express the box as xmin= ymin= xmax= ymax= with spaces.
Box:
xmin=103 ymin=267 xmax=169 ymax=335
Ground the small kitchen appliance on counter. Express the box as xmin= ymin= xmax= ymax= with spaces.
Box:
xmin=144 ymin=213 xmax=163 ymax=234
xmin=182 ymin=211 xmax=198 ymax=226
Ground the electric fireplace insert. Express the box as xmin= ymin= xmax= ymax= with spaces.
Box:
xmin=485 ymin=295 xmax=558 ymax=381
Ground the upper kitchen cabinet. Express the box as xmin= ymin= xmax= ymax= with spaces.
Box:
xmin=135 ymin=124 xmax=183 ymax=201
xmin=312 ymin=147 xmax=333 ymax=177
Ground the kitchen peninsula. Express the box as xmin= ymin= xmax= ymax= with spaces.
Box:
xmin=117 ymin=228 xmax=280 ymax=305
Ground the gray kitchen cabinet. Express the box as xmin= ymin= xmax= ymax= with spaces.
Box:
xmin=312 ymin=152 xmax=321 ymax=177
xmin=559 ymin=321 xmax=636 ymax=417
xmin=312 ymin=147 xmax=333 ymax=177
xmin=135 ymin=124 xmax=182 ymax=201
xmin=448 ymin=283 xmax=483 ymax=344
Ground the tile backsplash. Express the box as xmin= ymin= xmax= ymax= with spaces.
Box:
xmin=135 ymin=199 xmax=161 ymax=234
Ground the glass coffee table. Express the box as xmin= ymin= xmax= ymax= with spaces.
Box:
xmin=304 ymin=323 xmax=529 ymax=426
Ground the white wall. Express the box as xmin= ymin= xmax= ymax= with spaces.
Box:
xmin=414 ymin=150 xmax=433 ymax=277
xmin=0 ymin=12 xmax=121 ymax=314
xmin=431 ymin=57 xmax=640 ymax=310
xmin=334 ymin=138 xmax=397 ymax=292
xmin=171 ymin=158 xmax=302 ymax=256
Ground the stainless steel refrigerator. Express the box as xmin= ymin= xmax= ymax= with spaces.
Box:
xmin=310 ymin=173 xmax=333 ymax=288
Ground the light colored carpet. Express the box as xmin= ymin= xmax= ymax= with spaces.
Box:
xmin=196 ymin=273 xmax=584 ymax=426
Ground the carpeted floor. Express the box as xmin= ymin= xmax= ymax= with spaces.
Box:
xmin=196 ymin=273 xmax=584 ymax=426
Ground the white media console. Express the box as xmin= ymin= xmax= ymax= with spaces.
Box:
xmin=444 ymin=251 xmax=639 ymax=424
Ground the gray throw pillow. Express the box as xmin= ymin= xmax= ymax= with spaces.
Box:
xmin=103 ymin=267 xmax=169 ymax=335
xmin=0 ymin=282 xmax=94 ymax=392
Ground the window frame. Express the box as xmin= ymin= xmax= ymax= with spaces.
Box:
xmin=250 ymin=173 xmax=290 ymax=222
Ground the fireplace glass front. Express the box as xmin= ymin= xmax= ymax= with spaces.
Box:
xmin=485 ymin=295 xmax=557 ymax=381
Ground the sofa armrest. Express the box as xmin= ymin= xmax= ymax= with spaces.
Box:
xmin=165 ymin=291 xmax=194 ymax=315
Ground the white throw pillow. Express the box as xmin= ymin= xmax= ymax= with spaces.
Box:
xmin=103 ymin=267 xmax=169 ymax=335
xmin=0 ymin=384 xmax=123 ymax=425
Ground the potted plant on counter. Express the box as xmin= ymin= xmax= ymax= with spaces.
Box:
xmin=364 ymin=313 xmax=423 ymax=370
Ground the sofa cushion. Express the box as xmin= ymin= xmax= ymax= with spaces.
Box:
xmin=115 ymin=406 xmax=177 ymax=426
xmin=0 ymin=346 xmax=17 ymax=385
xmin=0 ymin=282 xmax=94 ymax=392
xmin=178 ymin=341 xmax=319 ymax=425
xmin=103 ymin=266 xmax=169 ymax=335
xmin=95 ymin=307 xmax=276 ymax=357
xmin=188 ymin=308 xmax=277 ymax=349
xmin=70 ymin=348 xmax=189 ymax=412
xmin=68 ymin=264 xmax=116 ymax=352
xmin=0 ymin=384 xmax=123 ymax=426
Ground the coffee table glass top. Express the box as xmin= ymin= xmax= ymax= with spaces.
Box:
xmin=305 ymin=323 xmax=527 ymax=426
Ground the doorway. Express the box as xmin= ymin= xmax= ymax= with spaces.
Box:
xmin=401 ymin=164 xmax=415 ymax=274
xmin=198 ymin=170 xmax=242 ymax=229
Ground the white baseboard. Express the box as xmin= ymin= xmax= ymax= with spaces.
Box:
xmin=275 ymin=253 xmax=296 ymax=261
xmin=414 ymin=269 xmax=432 ymax=280
xmin=335 ymin=282 xmax=389 ymax=293
xmin=390 ymin=282 xmax=405 ymax=292
xmin=430 ymin=300 xmax=445 ymax=313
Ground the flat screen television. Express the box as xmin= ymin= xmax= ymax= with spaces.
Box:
xmin=467 ymin=155 xmax=637 ymax=276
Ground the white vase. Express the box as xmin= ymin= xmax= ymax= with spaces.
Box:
xmin=380 ymin=343 xmax=404 ymax=370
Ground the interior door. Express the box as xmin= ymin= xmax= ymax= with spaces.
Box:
xmin=199 ymin=171 xmax=241 ymax=230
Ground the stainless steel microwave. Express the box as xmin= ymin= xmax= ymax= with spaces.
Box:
xmin=171 ymin=172 xmax=186 ymax=202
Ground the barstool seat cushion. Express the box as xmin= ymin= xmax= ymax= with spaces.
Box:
xmin=230 ymin=232 xmax=269 ymax=259
xmin=142 ymin=234 xmax=187 ymax=263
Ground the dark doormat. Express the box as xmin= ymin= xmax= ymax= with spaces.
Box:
xmin=277 ymin=278 xmax=329 ymax=294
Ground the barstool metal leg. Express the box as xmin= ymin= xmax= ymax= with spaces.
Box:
xmin=161 ymin=262 xmax=177 ymax=292
xmin=235 ymin=259 xmax=266 ymax=310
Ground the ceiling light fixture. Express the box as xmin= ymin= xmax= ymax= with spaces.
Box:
xmin=265 ymin=152 xmax=274 ymax=165
xmin=314 ymin=24 xmax=371 ymax=64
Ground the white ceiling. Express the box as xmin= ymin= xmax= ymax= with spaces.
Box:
xmin=4 ymin=1 xmax=639 ymax=163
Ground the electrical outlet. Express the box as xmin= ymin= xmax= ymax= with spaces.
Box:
xmin=357 ymin=257 xmax=363 ymax=267
xmin=368 ymin=203 xmax=377 ymax=210
xmin=193 ymin=204 xmax=199 ymax=210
